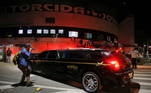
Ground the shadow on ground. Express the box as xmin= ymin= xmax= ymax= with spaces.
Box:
xmin=11 ymin=82 xmax=34 ymax=87
xmin=31 ymin=72 xmax=140 ymax=93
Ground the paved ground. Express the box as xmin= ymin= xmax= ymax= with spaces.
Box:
xmin=0 ymin=62 xmax=86 ymax=93
xmin=0 ymin=62 xmax=151 ymax=93
xmin=132 ymin=68 xmax=151 ymax=93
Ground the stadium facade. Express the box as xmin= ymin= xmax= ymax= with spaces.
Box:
xmin=0 ymin=0 xmax=134 ymax=55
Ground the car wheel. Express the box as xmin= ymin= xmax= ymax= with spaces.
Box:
xmin=82 ymin=72 xmax=101 ymax=93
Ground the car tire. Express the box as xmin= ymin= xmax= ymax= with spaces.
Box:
xmin=82 ymin=72 xmax=101 ymax=93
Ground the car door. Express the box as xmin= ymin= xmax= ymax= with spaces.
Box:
xmin=48 ymin=50 xmax=68 ymax=75
xmin=44 ymin=50 xmax=62 ymax=75
xmin=60 ymin=50 xmax=85 ymax=79
xmin=31 ymin=51 xmax=49 ymax=74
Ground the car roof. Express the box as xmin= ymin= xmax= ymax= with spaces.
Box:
xmin=42 ymin=48 xmax=105 ymax=52
xmin=66 ymin=48 xmax=104 ymax=51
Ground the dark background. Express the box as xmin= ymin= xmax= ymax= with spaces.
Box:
xmin=94 ymin=0 xmax=150 ymax=46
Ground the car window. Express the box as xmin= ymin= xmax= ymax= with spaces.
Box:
xmin=58 ymin=50 xmax=84 ymax=59
xmin=87 ymin=51 xmax=102 ymax=60
xmin=59 ymin=50 xmax=94 ymax=60
xmin=101 ymin=51 xmax=111 ymax=56
xmin=47 ymin=51 xmax=58 ymax=59
xmin=57 ymin=50 xmax=112 ymax=61
xmin=38 ymin=51 xmax=49 ymax=59
xmin=69 ymin=51 xmax=87 ymax=59
xmin=58 ymin=50 xmax=66 ymax=58
xmin=101 ymin=51 xmax=128 ymax=62
xmin=68 ymin=51 xmax=81 ymax=59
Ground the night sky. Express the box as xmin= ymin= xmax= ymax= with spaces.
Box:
xmin=90 ymin=0 xmax=151 ymax=45
xmin=133 ymin=1 xmax=150 ymax=45
xmin=98 ymin=0 xmax=151 ymax=45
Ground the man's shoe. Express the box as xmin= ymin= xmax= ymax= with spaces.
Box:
xmin=19 ymin=82 xmax=26 ymax=85
xmin=26 ymin=82 xmax=33 ymax=87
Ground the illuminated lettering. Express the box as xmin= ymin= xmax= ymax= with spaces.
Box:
xmin=54 ymin=4 xmax=59 ymax=12
xmin=98 ymin=13 xmax=102 ymax=17
xmin=112 ymin=18 xmax=117 ymax=24
xmin=31 ymin=4 xmax=42 ymax=11
xmin=0 ymin=4 xmax=117 ymax=24
xmin=92 ymin=10 xmax=98 ymax=16
xmin=102 ymin=13 xmax=106 ymax=20
xmin=73 ymin=7 xmax=85 ymax=15
xmin=43 ymin=4 xmax=54 ymax=12
xmin=60 ymin=5 xmax=72 ymax=13
xmin=19 ymin=4 xmax=30 ymax=12
xmin=86 ymin=10 xmax=91 ymax=15
xmin=98 ymin=13 xmax=105 ymax=20
xmin=106 ymin=15 xmax=112 ymax=22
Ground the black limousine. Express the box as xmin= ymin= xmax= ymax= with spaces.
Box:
xmin=30 ymin=48 xmax=134 ymax=93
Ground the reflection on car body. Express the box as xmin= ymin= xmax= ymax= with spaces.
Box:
xmin=30 ymin=48 xmax=134 ymax=93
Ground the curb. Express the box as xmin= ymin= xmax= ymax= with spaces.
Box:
xmin=137 ymin=65 xmax=151 ymax=69
xmin=0 ymin=62 xmax=16 ymax=66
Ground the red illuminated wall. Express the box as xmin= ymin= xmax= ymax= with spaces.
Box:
xmin=1 ymin=37 xmax=95 ymax=53
xmin=0 ymin=4 xmax=135 ymax=54
xmin=0 ymin=12 xmax=118 ymax=35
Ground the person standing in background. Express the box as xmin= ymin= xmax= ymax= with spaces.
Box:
xmin=6 ymin=48 xmax=12 ymax=63
xmin=130 ymin=48 xmax=139 ymax=69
